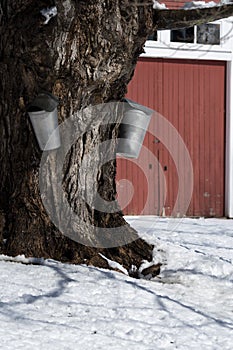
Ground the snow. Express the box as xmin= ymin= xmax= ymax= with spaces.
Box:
xmin=183 ymin=1 xmax=218 ymax=9
xmin=152 ymin=1 xmax=167 ymax=10
xmin=40 ymin=6 xmax=58 ymax=25
xmin=99 ymin=253 xmax=129 ymax=275
xmin=221 ymin=0 xmax=233 ymax=3
xmin=152 ymin=0 xmax=233 ymax=10
xmin=1 ymin=217 xmax=233 ymax=349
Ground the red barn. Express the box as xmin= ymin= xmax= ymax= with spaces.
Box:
xmin=116 ymin=1 xmax=233 ymax=217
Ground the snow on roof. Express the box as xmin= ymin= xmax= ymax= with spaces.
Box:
xmin=157 ymin=0 xmax=221 ymax=9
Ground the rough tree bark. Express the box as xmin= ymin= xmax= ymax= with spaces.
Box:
xmin=1 ymin=1 xmax=233 ymax=276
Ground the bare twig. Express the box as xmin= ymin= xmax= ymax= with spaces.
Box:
xmin=154 ymin=4 xmax=233 ymax=30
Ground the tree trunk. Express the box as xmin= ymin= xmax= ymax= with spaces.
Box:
xmin=0 ymin=0 xmax=154 ymax=274
xmin=2 ymin=0 xmax=233 ymax=275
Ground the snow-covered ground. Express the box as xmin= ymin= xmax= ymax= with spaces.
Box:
xmin=0 ymin=217 xmax=233 ymax=350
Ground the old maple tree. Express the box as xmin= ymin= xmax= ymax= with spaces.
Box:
xmin=1 ymin=0 xmax=233 ymax=276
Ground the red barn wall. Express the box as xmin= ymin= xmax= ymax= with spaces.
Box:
xmin=116 ymin=58 xmax=226 ymax=217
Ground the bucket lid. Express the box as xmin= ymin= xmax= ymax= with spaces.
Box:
xmin=123 ymin=98 xmax=154 ymax=116
xmin=27 ymin=92 xmax=59 ymax=112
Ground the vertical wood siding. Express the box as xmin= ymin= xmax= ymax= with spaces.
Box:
xmin=116 ymin=58 xmax=226 ymax=217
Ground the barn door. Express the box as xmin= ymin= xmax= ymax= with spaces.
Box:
xmin=116 ymin=58 xmax=226 ymax=217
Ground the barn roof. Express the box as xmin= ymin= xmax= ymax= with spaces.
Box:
xmin=162 ymin=0 xmax=220 ymax=9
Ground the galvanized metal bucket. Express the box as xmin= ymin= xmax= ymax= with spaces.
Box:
xmin=27 ymin=92 xmax=61 ymax=151
xmin=117 ymin=99 xmax=153 ymax=158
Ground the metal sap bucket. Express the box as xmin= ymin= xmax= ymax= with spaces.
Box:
xmin=27 ymin=92 xmax=61 ymax=151
xmin=117 ymin=99 xmax=153 ymax=158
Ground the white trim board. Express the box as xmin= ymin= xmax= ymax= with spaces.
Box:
xmin=226 ymin=62 xmax=233 ymax=218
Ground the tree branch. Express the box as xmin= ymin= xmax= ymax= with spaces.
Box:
xmin=154 ymin=4 xmax=233 ymax=30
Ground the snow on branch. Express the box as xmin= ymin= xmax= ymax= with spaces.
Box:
xmin=40 ymin=6 xmax=57 ymax=25
xmin=183 ymin=1 xmax=218 ymax=10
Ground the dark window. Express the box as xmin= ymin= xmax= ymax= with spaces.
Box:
xmin=197 ymin=24 xmax=220 ymax=45
xmin=148 ymin=31 xmax=157 ymax=41
xmin=171 ymin=27 xmax=194 ymax=43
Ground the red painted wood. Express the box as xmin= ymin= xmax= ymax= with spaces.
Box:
xmin=116 ymin=58 xmax=226 ymax=217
